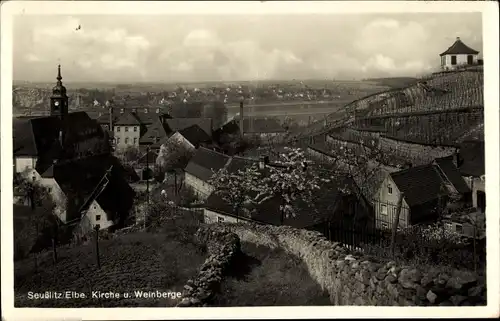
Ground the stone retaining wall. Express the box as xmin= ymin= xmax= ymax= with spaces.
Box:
xmin=379 ymin=136 xmax=456 ymax=165
xmin=220 ymin=223 xmax=486 ymax=306
xmin=176 ymin=225 xmax=241 ymax=307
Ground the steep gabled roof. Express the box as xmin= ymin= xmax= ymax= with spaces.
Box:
xmin=115 ymin=112 xmax=141 ymax=125
xmin=177 ymin=124 xmax=212 ymax=148
xmin=164 ymin=118 xmax=213 ymax=137
xmin=434 ymin=156 xmax=471 ymax=194
xmin=13 ymin=112 xmax=105 ymax=160
xmin=139 ymin=118 xmax=169 ymax=145
xmin=390 ymin=164 xmax=445 ymax=207
xmin=440 ymin=37 xmax=479 ymax=56
xmin=184 ymin=147 xmax=230 ymax=182
xmin=13 ymin=118 xmax=38 ymax=156
xmin=458 ymin=140 xmax=485 ymax=177
xmin=48 ymin=154 xmax=135 ymax=223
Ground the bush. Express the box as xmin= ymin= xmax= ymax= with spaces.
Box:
xmin=360 ymin=223 xmax=485 ymax=271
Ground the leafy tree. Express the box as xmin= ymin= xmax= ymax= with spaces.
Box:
xmin=209 ymin=147 xmax=336 ymax=224
xmin=209 ymin=164 xmax=264 ymax=220
xmin=156 ymin=138 xmax=195 ymax=193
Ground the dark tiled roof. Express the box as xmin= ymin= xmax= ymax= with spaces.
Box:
xmin=47 ymin=154 xmax=135 ymax=222
xmin=435 ymin=156 xmax=471 ymax=194
xmin=13 ymin=118 xmax=37 ymax=156
xmin=177 ymin=125 xmax=212 ymax=148
xmin=184 ymin=147 xmax=230 ymax=182
xmin=390 ymin=164 xmax=445 ymax=207
xmin=139 ymin=119 xmax=169 ymax=145
xmin=115 ymin=112 xmax=141 ymax=125
xmin=164 ymin=118 xmax=213 ymax=137
xmin=13 ymin=112 xmax=106 ymax=161
xmin=440 ymin=38 xmax=479 ymax=56
xmin=458 ymin=141 xmax=485 ymax=177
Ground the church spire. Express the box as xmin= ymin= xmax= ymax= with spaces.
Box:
xmin=57 ymin=64 xmax=62 ymax=83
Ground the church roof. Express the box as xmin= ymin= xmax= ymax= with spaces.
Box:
xmin=440 ymin=37 xmax=479 ymax=56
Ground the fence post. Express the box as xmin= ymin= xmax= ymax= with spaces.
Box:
xmin=94 ymin=224 xmax=101 ymax=269
xmin=390 ymin=192 xmax=404 ymax=259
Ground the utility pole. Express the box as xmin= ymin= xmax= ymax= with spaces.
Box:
xmin=94 ymin=224 xmax=101 ymax=269
xmin=390 ymin=192 xmax=404 ymax=259
xmin=144 ymin=146 xmax=150 ymax=229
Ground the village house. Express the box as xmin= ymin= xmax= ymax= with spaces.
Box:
xmin=183 ymin=147 xmax=231 ymax=199
xmin=373 ymin=164 xmax=449 ymax=230
xmin=113 ymin=112 xmax=141 ymax=150
xmin=440 ymin=37 xmax=480 ymax=71
xmin=20 ymin=154 xmax=136 ymax=236
xmin=165 ymin=124 xmax=213 ymax=151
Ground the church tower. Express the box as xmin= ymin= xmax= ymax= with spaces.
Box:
xmin=50 ymin=64 xmax=69 ymax=119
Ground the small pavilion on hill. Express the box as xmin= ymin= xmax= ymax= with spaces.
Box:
xmin=440 ymin=37 xmax=480 ymax=71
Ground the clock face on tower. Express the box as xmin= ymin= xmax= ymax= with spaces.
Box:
xmin=54 ymin=100 xmax=60 ymax=107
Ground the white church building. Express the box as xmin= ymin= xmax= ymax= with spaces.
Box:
xmin=440 ymin=37 xmax=480 ymax=71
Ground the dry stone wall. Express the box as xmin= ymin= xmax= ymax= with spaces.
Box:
xmin=176 ymin=225 xmax=241 ymax=307
xmin=219 ymin=223 xmax=486 ymax=306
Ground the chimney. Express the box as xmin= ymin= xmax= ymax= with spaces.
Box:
xmin=108 ymin=103 xmax=113 ymax=130
xmin=259 ymin=155 xmax=269 ymax=170
xmin=456 ymin=36 xmax=460 ymax=41
xmin=454 ymin=149 xmax=463 ymax=168
xmin=239 ymin=100 xmax=244 ymax=136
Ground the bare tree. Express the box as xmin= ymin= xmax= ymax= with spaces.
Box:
xmin=156 ymin=138 xmax=195 ymax=193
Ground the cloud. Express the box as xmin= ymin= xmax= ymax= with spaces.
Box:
xmin=24 ymin=16 xmax=151 ymax=79
xmin=14 ymin=14 xmax=483 ymax=82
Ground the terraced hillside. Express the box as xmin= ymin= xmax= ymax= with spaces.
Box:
xmin=287 ymin=67 xmax=484 ymax=147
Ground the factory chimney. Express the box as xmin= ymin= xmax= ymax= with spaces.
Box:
xmin=239 ymin=99 xmax=244 ymax=136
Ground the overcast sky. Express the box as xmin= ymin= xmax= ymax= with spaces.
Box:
xmin=13 ymin=13 xmax=482 ymax=83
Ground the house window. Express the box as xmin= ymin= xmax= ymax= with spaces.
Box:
xmin=116 ymin=137 xmax=120 ymax=144
xmin=116 ymin=126 xmax=120 ymax=132
xmin=132 ymin=108 xmax=137 ymax=113
xmin=144 ymin=108 xmax=148 ymax=113
xmin=134 ymin=126 xmax=138 ymax=132
xmin=96 ymin=215 xmax=101 ymax=221
xmin=156 ymin=108 xmax=160 ymax=113
xmin=381 ymin=222 xmax=389 ymax=229
xmin=451 ymin=55 xmax=457 ymax=65
xmin=134 ymin=138 xmax=138 ymax=144
xmin=381 ymin=204 xmax=388 ymax=215
xmin=125 ymin=126 xmax=128 ymax=132
xmin=217 ymin=216 xmax=225 ymax=223
xmin=125 ymin=137 xmax=129 ymax=144
xmin=455 ymin=224 xmax=463 ymax=234
xmin=387 ymin=184 xmax=393 ymax=194
xmin=120 ymin=108 xmax=124 ymax=113
xmin=467 ymin=55 xmax=474 ymax=65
